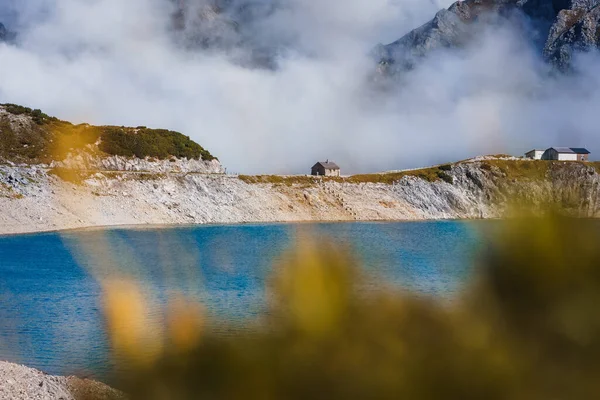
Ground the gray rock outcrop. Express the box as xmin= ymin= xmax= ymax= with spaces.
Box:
xmin=376 ymin=0 xmax=600 ymax=73
xmin=170 ymin=0 xmax=280 ymax=68
xmin=172 ymin=0 xmax=241 ymax=51
xmin=0 ymin=22 xmax=15 ymax=42
xmin=52 ymin=153 xmax=224 ymax=174
xmin=374 ymin=7 xmax=469 ymax=73
xmin=544 ymin=0 xmax=600 ymax=70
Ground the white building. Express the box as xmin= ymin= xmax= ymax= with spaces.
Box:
xmin=541 ymin=147 xmax=590 ymax=161
xmin=525 ymin=149 xmax=545 ymax=160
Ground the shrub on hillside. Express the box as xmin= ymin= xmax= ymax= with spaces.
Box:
xmin=0 ymin=119 xmax=49 ymax=160
xmin=437 ymin=170 xmax=454 ymax=184
xmin=1 ymin=104 xmax=57 ymax=125
xmin=99 ymin=127 xmax=216 ymax=161
xmin=1 ymin=104 xmax=217 ymax=163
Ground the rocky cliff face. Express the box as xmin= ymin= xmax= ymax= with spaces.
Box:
xmin=377 ymin=0 xmax=600 ymax=73
xmin=51 ymin=153 xmax=224 ymax=174
xmin=0 ymin=23 xmax=7 ymax=41
xmin=544 ymin=0 xmax=600 ymax=69
xmin=0 ymin=22 xmax=14 ymax=42
xmin=170 ymin=0 xmax=280 ymax=68
xmin=1 ymin=158 xmax=598 ymax=235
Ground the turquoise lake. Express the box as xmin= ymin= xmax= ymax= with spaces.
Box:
xmin=0 ymin=221 xmax=491 ymax=378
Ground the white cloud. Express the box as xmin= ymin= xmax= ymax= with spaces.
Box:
xmin=0 ymin=0 xmax=598 ymax=174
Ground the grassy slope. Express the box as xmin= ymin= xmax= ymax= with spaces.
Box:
xmin=238 ymin=165 xmax=455 ymax=186
xmin=240 ymin=159 xmax=598 ymax=186
xmin=0 ymin=104 xmax=216 ymax=163
xmin=347 ymin=164 xmax=453 ymax=184
xmin=239 ymin=164 xmax=463 ymax=186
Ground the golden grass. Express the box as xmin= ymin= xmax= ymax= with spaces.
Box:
xmin=347 ymin=165 xmax=451 ymax=184
xmin=479 ymin=159 xmax=552 ymax=181
xmin=238 ymin=175 xmax=343 ymax=185
xmin=589 ymin=161 xmax=600 ymax=175
xmin=239 ymin=165 xmax=455 ymax=186
xmin=237 ymin=159 xmax=580 ymax=187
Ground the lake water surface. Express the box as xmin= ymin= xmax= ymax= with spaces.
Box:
xmin=0 ymin=221 xmax=490 ymax=378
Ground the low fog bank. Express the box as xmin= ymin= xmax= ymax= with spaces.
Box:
xmin=0 ymin=0 xmax=598 ymax=174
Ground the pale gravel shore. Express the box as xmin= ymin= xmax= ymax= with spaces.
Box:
xmin=0 ymin=361 xmax=125 ymax=400
xmin=1 ymin=159 xmax=600 ymax=236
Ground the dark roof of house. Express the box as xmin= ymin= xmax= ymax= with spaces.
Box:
xmin=548 ymin=147 xmax=590 ymax=154
xmin=570 ymin=148 xmax=590 ymax=154
xmin=313 ymin=161 xmax=340 ymax=170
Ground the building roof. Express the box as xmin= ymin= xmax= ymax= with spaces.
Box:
xmin=570 ymin=148 xmax=591 ymax=154
xmin=550 ymin=147 xmax=575 ymax=153
xmin=314 ymin=161 xmax=340 ymax=170
xmin=548 ymin=147 xmax=590 ymax=154
xmin=526 ymin=149 xmax=544 ymax=153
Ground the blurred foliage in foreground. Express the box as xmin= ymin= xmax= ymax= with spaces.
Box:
xmin=93 ymin=215 xmax=600 ymax=400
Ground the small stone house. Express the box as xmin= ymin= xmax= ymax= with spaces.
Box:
xmin=541 ymin=147 xmax=590 ymax=161
xmin=525 ymin=149 xmax=545 ymax=160
xmin=311 ymin=161 xmax=340 ymax=177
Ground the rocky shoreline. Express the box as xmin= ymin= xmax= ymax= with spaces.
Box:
xmin=0 ymin=361 xmax=125 ymax=400
xmin=1 ymin=157 xmax=600 ymax=236
xmin=2 ymin=104 xmax=599 ymax=236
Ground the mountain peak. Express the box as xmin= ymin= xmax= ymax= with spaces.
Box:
xmin=544 ymin=0 xmax=600 ymax=69
xmin=376 ymin=0 xmax=600 ymax=73
xmin=0 ymin=22 xmax=16 ymax=43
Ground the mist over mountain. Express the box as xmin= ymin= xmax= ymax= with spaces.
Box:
xmin=0 ymin=0 xmax=599 ymax=174
xmin=544 ymin=0 xmax=600 ymax=69
xmin=0 ymin=22 xmax=15 ymax=42
xmin=0 ymin=23 xmax=8 ymax=41
xmin=376 ymin=0 xmax=600 ymax=73
xmin=169 ymin=0 xmax=282 ymax=68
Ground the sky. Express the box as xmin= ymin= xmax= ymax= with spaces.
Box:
xmin=0 ymin=0 xmax=599 ymax=174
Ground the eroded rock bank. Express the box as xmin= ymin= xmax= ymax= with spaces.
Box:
xmin=1 ymin=158 xmax=599 ymax=235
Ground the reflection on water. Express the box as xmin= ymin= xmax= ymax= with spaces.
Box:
xmin=0 ymin=221 xmax=487 ymax=377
